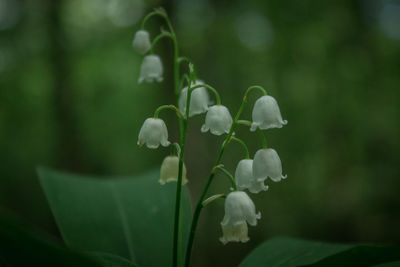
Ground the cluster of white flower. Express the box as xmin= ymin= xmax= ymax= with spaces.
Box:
xmin=133 ymin=30 xmax=164 ymax=83
xmin=220 ymin=96 xmax=287 ymax=244
xmin=133 ymin=11 xmax=287 ymax=249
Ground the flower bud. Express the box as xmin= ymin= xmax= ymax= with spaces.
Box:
xmin=220 ymin=191 xmax=261 ymax=244
xmin=159 ymin=156 xmax=188 ymax=185
xmin=250 ymin=95 xmax=287 ymax=131
xmin=138 ymin=55 xmax=163 ymax=83
xmin=178 ymin=80 xmax=210 ymax=117
xmin=201 ymin=105 xmax=232 ymax=136
xmin=137 ymin=118 xmax=170 ymax=149
xmin=235 ymin=159 xmax=268 ymax=194
xmin=132 ymin=30 xmax=151 ymax=55
xmin=253 ymin=148 xmax=287 ymax=182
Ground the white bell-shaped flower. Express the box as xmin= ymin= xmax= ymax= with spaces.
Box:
xmin=159 ymin=155 xmax=188 ymax=185
xmin=201 ymin=105 xmax=232 ymax=136
xmin=137 ymin=118 xmax=170 ymax=149
xmin=253 ymin=148 xmax=287 ymax=182
xmin=235 ymin=159 xmax=268 ymax=194
xmin=220 ymin=191 xmax=261 ymax=244
xmin=220 ymin=223 xmax=249 ymax=245
xmin=132 ymin=30 xmax=151 ymax=55
xmin=138 ymin=55 xmax=163 ymax=83
xmin=250 ymin=95 xmax=287 ymax=131
xmin=178 ymin=80 xmax=210 ymax=117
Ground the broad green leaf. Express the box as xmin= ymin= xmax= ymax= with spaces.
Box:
xmin=311 ymin=245 xmax=400 ymax=266
xmin=38 ymin=168 xmax=192 ymax=267
xmin=89 ymin=252 xmax=138 ymax=267
xmin=374 ymin=261 xmax=400 ymax=267
xmin=240 ymin=237 xmax=400 ymax=267
xmin=0 ymin=211 xmax=102 ymax=267
xmin=239 ymin=237 xmax=353 ymax=267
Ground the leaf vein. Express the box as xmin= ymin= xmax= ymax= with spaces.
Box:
xmin=110 ymin=183 xmax=136 ymax=262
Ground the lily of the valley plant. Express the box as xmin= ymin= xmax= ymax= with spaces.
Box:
xmin=134 ymin=7 xmax=287 ymax=267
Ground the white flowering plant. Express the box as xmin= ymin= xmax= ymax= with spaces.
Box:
xmin=134 ymin=7 xmax=287 ymax=267
xmin=34 ymin=7 xmax=400 ymax=267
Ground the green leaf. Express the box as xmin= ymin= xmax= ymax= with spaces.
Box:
xmin=373 ymin=261 xmax=400 ymax=267
xmin=311 ymin=245 xmax=400 ymax=267
xmin=0 ymin=211 xmax=102 ymax=267
xmin=89 ymin=252 xmax=138 ymax=267
xmin=38 ymin=168 xmax=192 ymax=267
xmin=239 ymin=237 xmax=400 ymax=267
xmin=239 ymin=237 xmax=353 ymax=267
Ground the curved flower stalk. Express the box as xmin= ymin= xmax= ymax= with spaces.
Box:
xmin=201 ymin=105 xmax=233 ymax=135
xmin=139 ymin=55 xmax=163 ymax=83
xmin=250 ymin=95 xmax=287 ymax=131
xmin=137 ymin=118 xmax=170 ymax=149
xmin=220 ymin=191 xmax=261 ymax=244
xmin=159 ymin=155 xmax=188 ymax=185
xmin=253 ymin=148 xmax=287 ymax=182
xmin=178 ymin=80 xmax=210 ymax=117
xmin=235 ymin=159 xmax=268 ymax=193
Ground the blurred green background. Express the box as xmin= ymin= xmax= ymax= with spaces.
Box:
xmin=0 ymin=0 xmax=399 ymax=266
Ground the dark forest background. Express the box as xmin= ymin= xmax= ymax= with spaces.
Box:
xmin=0 ymin=0 xmax=399 ymax=266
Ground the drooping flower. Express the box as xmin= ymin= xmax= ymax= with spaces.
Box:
xmin=159 ymin=155 xmax=188 ymax=185
xmin=250 ymin=95 xmax=287 ymax=131
xmin=132 ymin=30 xmax=151 ymax=55
xmin=235 ymin=159 xmax=268 ymax=194
xmin=178 ymin=80 xmax=210 ymax=117
xmin=138 ymin=55 xmax=163 ymax=83
xmin=137 ymin=118 xmax=170 ymax=149
xmin=220 ymin=223 xmax=249 ymax=245
xmin=201 ymin=105 xmax=232 ymax=135
xmin=220 ymin=191 xmax=261 ymax=244
xmin=253 ymin=148 xmax=287 ymax=182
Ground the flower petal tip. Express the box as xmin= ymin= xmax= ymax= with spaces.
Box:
xmin=161 ymin=141 xmax=171 ymax=147
xmin=250 ymin=123 xmax=258 ymax=132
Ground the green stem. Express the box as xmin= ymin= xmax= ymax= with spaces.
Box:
xmin=142 ymin=9 xmax=181 ymax=113
xmin=179 ymin=74 xmax=191 ymax=93
xmin=229 ymin=136 xmax=250 ymax=159
xmin=237 ymin=120 xmax=251 ymax=127
xmin=170 ymin=145 xmax=175 ymax=156
xmin=141 ymin=10 xmax=186 ymax=267
xmin=214 ymin=165 xmax=237 ymax=190
xmin=154 ymin=105 xmax=184 ymax=119
xmin=184 ymin=90 xmax=248 ymax=266
xmin=172 ymin=75 xmax=194 ymax=267
xmin=173 ymin=119 xmax=187 ymax=267
xmin=237 ymin=120 xmax=267 ymax=149
xmin=243 ymin=85 xmax=267 ymax=100
xmin=178 ymin=56 xmax=191 ymax=64
xmin=202 ymin=194 xmax=226 ymax=207
xmin=171 ymin=142 xmax=181 ymax=156
xmin=183 ymin=153 xmax=223 ymax=267
xmin=161 ymin=15 xmax=180 ymax=98
xmin=150 ymin=32 xmax=173 ymax=53
xmin=257 ymin=129 xmax=268 ymax=148
xmin=178 ymin=57 xmax=195 ymax=79
xmin=150 ymin=11 xmax=184 ymax=267
xmin=141 ymin=9 xmax=166 ymax=29
xmin=190 ymin=84 xmax=221 ymax=105
xmin=184 ymin=85 xmax=267 ymax=266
